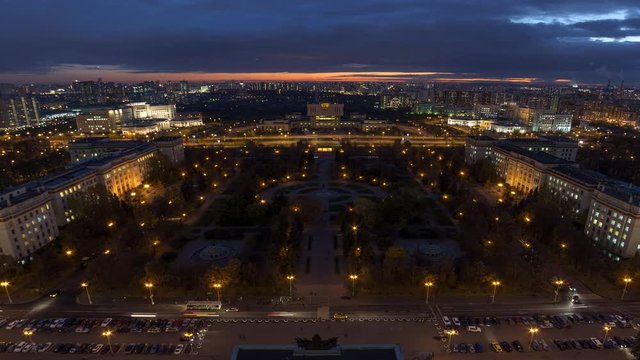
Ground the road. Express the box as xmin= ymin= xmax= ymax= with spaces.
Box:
xmin=186 ymin=134 xmax=464 ymax=148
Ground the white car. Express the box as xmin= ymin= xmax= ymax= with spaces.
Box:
xmin=467 ymin=325 xmax=482 ymax=333
xmin=174 ymin=344 xmax=184 ymax=354
xmin=590 ymin=337 xmax=603 ymax=348
xmin=442 ymin=316 xmax=452 ymax=327
xmin=226 ymin=307 xmax=239 ymax=312
xmin=606 ymin=321 xmax=617 ymax=328
xmin=100 ymin=318 xmax=112 ymax=327
xmin=452 ymin=317 xmax=461 ymax=327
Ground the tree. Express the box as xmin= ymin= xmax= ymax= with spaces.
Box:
xmin=145 ymin=153 xmax=180 ymax=186
xmin=382 ymin=246 xmax=408 ymax=282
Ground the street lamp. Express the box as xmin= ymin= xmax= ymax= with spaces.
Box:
xmin=102 ymin=330 xmax=114 ymax=356
xmin=349 ymin=274 xmax=358 ymax=297
xmin=491 ymin=280 xmax=501 ymax=303
xmin=351 ymin=225 xmax=358 ymax=244
xmin=445 ymin=329 xmax=458 ymax=349
xmin=286 ymin=275 xmax=295 ymax=298
xmin=528 ymin=327 xmax=539 ymax=350
xmin=0 ymin=281 xmax=12 ymax=304
xmin=553 ymin=279 xmax=564 ymax=303
xmin=603 ymin=325 xmax=611 ymax=343
xmin=213 ymin=283 xmax=222 ymax=303
xmin=621 ymin=277 xmax=632 ymax=300
xmin=144 ymin=282 xmax=154 ymax=305
xmin=81 ymin=282 xmax=93 ymax=305
xmin=425 ymin=281 xmax=434 ymax=305
xmin=23 ymin=329 xmax=34 ymax=343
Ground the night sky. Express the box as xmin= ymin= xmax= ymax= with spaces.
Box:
xmin=1 ymin=0 xmax=639 ymax=84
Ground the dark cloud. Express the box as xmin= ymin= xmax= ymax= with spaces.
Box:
xmin=0 ymin=0 xmax=639 ymax=83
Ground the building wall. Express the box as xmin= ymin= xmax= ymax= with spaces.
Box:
xmin=585 ymin=190 xmax=640 ymax=260
xmin=0 ymin=194 xmax=58 ymax=258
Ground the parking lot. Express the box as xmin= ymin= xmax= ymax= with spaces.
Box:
xmin=435 ymin=312 xmax=637 ymax=359
xmin=0 ymin=311 xmax=636 ymax=359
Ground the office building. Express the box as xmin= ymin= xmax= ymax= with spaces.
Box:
xmin=531 ymin=112 xmax=572 ymax=133
xmin=307 ymin=103 xmax=344 ymax=127
xmin=0 ymin=138 xmax=184 ymax=258
xmin=75 ymin=108 xmax=128 ymax=134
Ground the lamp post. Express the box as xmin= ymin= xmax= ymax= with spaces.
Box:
xmin=425 ymin=281 xmax=434 ymax=305
xmin=553 ymin=279 xmax=564 ymax=303
xmin=23 ymin=329 xmax=34 ymax=343
xmin=144 ymin=282 xmax=154 ymax=305
xmin=528 ymin=327 xmax=539 ymax=350
xmin=102 ymin=330 xmax=114 ymax=356
xmin=349 ymin=274 xmax=358 ymax=298
xmin=213 ymin=283 xmax=222 ymax=303
xmin=621 ymin=277 xmax=632 ymax=300
xmin=491 ymin=280 xmax=501 ymax=303
xmin=81 ymin=282 xmax=92 ymax=305
xmin=603 ymin=325 xmax=611 ymax=344
xmin=445 ymin=329 xmax=458 ymax=349
xmin=0 ymin=281 xmax=12 ymax=304
xmin=286 ymin=275 xmax=295 ymax=298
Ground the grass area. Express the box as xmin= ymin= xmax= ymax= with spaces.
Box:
xmin=299 ymin=187 xmax=321 ymax=194
xmin=329 ymin=195 xmax=353 ymax=203
xmin=432 ymin=209 xmax=454 ymax=226
xmin=563 ymin=265 xmax=625 ymax=299
xmin=356 ymin=188 xmax=375 ymax=195
xmin=329 ymin=204 xmax=346 ymax=212
xmin=327 ymin=186 xmax=351 ymax=194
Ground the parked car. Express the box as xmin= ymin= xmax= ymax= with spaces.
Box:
xmin=490 ymin=342 xmax=503 ymax=353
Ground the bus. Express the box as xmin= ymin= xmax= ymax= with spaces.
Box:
xmin=183 ymin=301 xmax=222 ymax=316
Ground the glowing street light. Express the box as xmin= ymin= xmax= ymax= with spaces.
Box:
xmin=286 ymin=275 xmax=295 ymax=298
xmin=349 ymin=274 xmax=358 ymax=297
xmin=445 ymin=329 xmax=458 ymax=349
xmin=491 ymin=280 xmax=501 ymax=303
xmin=553 ymin=279 xmax=564 ymax=303
xmin=425 ymin=281 xmax=434 ymax=305
xmin=102 ymin=330 xmax=114 ymax=356
xmin=213 ymin=283 xmax=222 ymax=303
xmin=0 ymin=281 xmax=12 ymax=304
xmin=603 ymin=325 xmax=611 ymax=343
xmin=144 ymin=282 xmax=154 ymax=305
xmin=621 ymin=276 xmax=632 ymax=300
xmin=23 ymin=329 xmax=34 ymax=343
xmin=528 ymin=327 xmax=539 ymax=350
xmin=81 ymin=282 xmax=93 ymax=305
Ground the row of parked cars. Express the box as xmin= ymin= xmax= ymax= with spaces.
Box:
xmin=0 ymin=342 xmax=193 ymax=355
xmin=442 ymin=312 xmax=633 ymax=331
xmin=0 ymin=317 xmax=206 ymax=334
xmin=553 ymin=336 xmax=637 ymax=350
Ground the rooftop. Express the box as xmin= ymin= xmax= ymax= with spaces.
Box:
xmin=548 ymin=166 xmax=609 ymax=187
xmin=493 ymin=142 xmax=573 ymax=165
xmin=599 ymin=182 xmax=640 ymax=207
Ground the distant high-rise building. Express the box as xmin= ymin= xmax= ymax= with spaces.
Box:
xmin=0 ymin=97 xmax=40 ymax=129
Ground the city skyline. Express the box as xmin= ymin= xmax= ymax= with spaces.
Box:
xmin=0 ymin=1 xmax=639 ymax=84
